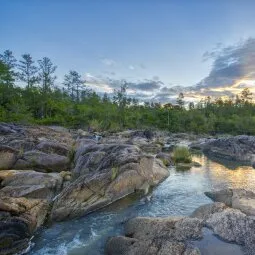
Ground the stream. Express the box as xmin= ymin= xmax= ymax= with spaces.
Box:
xmin=28 ymin=154 xmax=255 ymax=255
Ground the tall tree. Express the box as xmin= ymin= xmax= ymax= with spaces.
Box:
xmin=37 ymin=57 xmax=57 ymax=118
xmin=0 ymin=50 xmax=17 ymax=86
xmin=38 ymin=57 xmax=57 ymax=93
xmin=63 ymin=70 xmax=84 ymax=102
xmin=113 ymin=82 xmax=129 ymax=128
xmin=18 ymin=54 xmax=38 ymax=88
xmin=176 ymin=92 xmax=185 ymax=108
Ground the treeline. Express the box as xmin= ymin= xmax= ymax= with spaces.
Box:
xmin=0 ymin=49 xmax=255 ymax=135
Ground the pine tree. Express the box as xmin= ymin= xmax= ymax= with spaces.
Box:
xmin=18 ymin=54 xmax=38 ymax=88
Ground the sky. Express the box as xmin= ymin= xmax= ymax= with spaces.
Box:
xmin=1 ymin=0 xmax=255 ymax=103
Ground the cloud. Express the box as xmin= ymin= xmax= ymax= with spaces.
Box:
xmin=101 ymin=58 xmax=116 ymax=66
xmin=197 ymin=38 xmax=255 ymax=89
xmin=126 ymin=80 xmax=163 ymax=91
xmin=87 ymin=38 xmax=255 ymax=104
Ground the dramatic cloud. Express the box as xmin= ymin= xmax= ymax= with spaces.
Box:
xmin=87 ymin=38 xmax=255 ymax=104
xmin=197 ymin=38 xmax=255 ymax=89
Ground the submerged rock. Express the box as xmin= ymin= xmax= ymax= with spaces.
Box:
xmin=51 ymin=143 xmax=169 ymax=221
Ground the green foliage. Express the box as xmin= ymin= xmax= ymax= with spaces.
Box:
xmin=172 ymin=146 xmax=192 ymax=164
xmin=111 ymin=167 xmax=119 ymax=180
xmin=1 ymin=49 xmax=255 ymax=136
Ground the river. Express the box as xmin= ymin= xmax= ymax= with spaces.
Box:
xmin=28 ymin=153 xmax=255 ymax=255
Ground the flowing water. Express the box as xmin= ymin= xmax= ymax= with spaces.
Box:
xmin=28 ymin=154 xmax=255 ymax=255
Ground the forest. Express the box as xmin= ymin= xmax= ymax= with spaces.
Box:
xmin=1 ymin=49 xmax=255 ymax=135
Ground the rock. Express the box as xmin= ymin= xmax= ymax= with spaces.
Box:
xmin=106 ymin=217 xmax=203 ymax=255
xmin=232 ymin=189 xmax=255 ymax=216
xmin=77 ymin=129 xmax=91 ymax=137
xmin=36 ymin=140 xmax=70 ymax=156
xmin=138 ymin=143 xmax=162 ymax=154
xmin=0 ymin=123 xmax=18 ymax=135
xmin=0 ymin=196 xmax=49 ymax=255
xmin=205 ymin=189 xmax=233 ymax=206
xmin=156 ymin=152 xmax=173 ymax=166
xmin=200 ymin=135 xmax=255 ymax=163
xmin=0 ymin=170 xmax=64 ymax=200
xmin=206 ymin=208 xmax=255 ymax=255
xmin=7 ymin=138 xmax=36 ymax=152
xmin=0 ymin=145 xmax=17 ymax=170
xmin=13 ymin=150 xmax=70 ymax=172
xmin=131 ymin=130 xmax=155 ymax=140
xmin=190 ymin=202 xmax=227 ymax=220
xmin=51 ymin=144 xmax=169 ymax=221
xmin=205 ymin=188 xmax=255 ymax=215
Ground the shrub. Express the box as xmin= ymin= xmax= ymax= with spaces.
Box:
xmin=89 ymin=119 xmax=102 ymax=132
xmin=172 ymin=146 xmax=192 ymax=163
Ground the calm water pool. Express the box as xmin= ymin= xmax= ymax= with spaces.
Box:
xmin=29 ymin=154 xmax=255 ymax=255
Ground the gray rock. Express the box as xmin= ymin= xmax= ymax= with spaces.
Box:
xmin=156 ymin=152 xmax=173 ymax=166
xmin=13 ymin=150 xmax=70 ymax=172
xmin=106 ymin=217 xmax=203 ymax=255
xmin=205 ymin=189 xmax=233 ymax=206
xmin=201 ymin=135 xmax=255 ymax=163
xmin=0 ymin=170 xmax=64 ymax=200
xmin=205 ymin=188 xmax=255 ymax=216
xmin=51 ymin=144 xmax=169 ymax=221
xmin=206 ymin=208 xmax=255 ymax=255
xmin=36 ymin=140 xmax=70 ymax=156
xmin=190 ymin=202 xmax=227 ymax=220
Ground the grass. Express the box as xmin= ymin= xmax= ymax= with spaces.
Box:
xmin=172 ymin=146 xmax=192 ymax=164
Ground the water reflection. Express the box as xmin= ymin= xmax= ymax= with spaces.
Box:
xmin=29 ymin=155 xmax=255 ymax=255
xmin=192 ymin=155 xmax=255 ymax=191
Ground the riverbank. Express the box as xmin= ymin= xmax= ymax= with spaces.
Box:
xmin=1 ymin=123 xmax=255 ymax=255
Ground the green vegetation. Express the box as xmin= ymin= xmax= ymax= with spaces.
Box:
xmin=1 ymin=49 xmax=255 ymax=135
xmin=172 ymin=147 xmax=192 ymax=164
xmin=111 ymin=167 xmax=119 ymax=180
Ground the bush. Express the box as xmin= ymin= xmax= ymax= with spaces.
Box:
xmin=172 ymin=146 xmax=192 ymax=163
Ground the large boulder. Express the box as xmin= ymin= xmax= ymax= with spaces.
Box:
xmin=105 ymin=217 xmax=203 ymax=255
xmin=205 ymin=189 xmax=255 ymax=216
xmin=0 ymin=196 xmax=49 ymax=255
xmin=51 ymin=143 xmax=169 ymax=221
xmin=13 ymin=150 xmax=70 ymax=172
xmin=199 ymin=135 xmax=255 ymax=164
xmin=0 ymin=170 xmax=64 ymax=200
